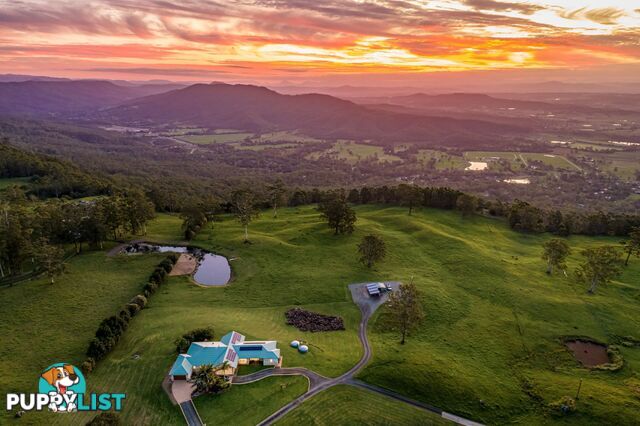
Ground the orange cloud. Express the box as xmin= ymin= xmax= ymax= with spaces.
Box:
xmin=0 ymin=0 xmax=638 ymax=82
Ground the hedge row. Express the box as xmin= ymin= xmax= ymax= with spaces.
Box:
xmin=81 ymin=254 xmax=179 ymax=374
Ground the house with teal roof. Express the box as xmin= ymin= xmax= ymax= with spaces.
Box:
xmin=170 ymin=331 xmax=281 ymax=381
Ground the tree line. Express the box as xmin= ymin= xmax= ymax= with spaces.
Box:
xmin=542 ymin=229 xmax=640 ymax=294
xmin=0 ymin=190 xmax=155 ymax=281
xmin=0 ymin=141 xmax=112 ymax=198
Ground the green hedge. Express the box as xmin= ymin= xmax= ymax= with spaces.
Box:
xmin=83 ymin=255 xmax=176 ymax=372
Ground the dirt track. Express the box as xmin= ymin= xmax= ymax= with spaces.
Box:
xmin=170 ymin=254 xmax=197 ymax=276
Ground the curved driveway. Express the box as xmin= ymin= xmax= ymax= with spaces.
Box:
xmin=236 ymin=282 xmax=483 ymax=426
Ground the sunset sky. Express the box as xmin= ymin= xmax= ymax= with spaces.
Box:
xmin=1 ymin=1 xmax=639 ymax=86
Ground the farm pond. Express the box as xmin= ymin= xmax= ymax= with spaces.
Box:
xmin=565 ymin=340 xmax=609 ymax=367
xmin=122 ymin=243 xmax=231 ymax=286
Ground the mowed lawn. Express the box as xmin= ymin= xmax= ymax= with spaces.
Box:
xmin=277 ymin=385 xmax=450 ymax=425
xmin=2 ymin=206 xmax=639 ymax=425
xmin=196 ymin=376 xmax=308 ymax=425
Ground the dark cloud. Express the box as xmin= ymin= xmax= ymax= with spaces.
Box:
xmin=560 ymin=7 xmax=626 ymax=25
xmin=462 ymin=0 xmax=544 ymax=15
xmin=0 ymin=4 xmax=156 ymax=36
xmin=85 ymin=67 xmax=229 ymax=76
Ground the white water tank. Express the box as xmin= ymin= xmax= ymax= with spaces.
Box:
xmin=290 ymin=340 xmax=300 ymax=348
xmin=298 ymin=345 xmax=309 ymax=353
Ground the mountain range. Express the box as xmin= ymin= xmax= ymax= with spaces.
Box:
xmin=0 ymin=80 xmax=183 ymax=116
xmin=103 ymin=83 xmax=526 ymax=146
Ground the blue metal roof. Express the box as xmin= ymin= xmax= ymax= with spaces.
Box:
xmin=187 ymin=344 xmax=227 ymax=366
xmin=170 ymin=332 xmax=279 ymax=376
xmin=170 ymin=355 xmax=193 ymax=375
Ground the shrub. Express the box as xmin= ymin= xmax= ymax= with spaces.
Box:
xmin=175 ymin=327 xmax=214 ymax=353
xmin=130 ymin=294 xmax=147 ymax=309
xmin=175 ymin=337 xmax=190 ymax=354
xmin=143 ymin=282 xmax=158 ymax=296
xmin=81 ymin=358 xmax=96 ymax=374
xmin=150 ymin=268 xmax=166 ymax=285
xmin=87 ymin=338 xmax=108 ymax=360
xmin=549 ymin=396 xmax=576 ymax=416
xmin=118 ymin=309 xmax=131 ymax=323
xmin=86 ymin=412 xmax=122 ymax=425
xmin=95 ymin=324 xmax=116 ymax=340
xmin=159 ymin=259 xmax=173 ymax=272
xmin=126 ymin=303 xmax=141 ymax=317
xmin=167 ymin=253 xmax=179 ymax=264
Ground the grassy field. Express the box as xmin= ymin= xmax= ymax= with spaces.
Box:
xmin=521 ymin=153 xmax=581 ymax=171
xmin=231 ymin=142 xmax=302 ymax=151
xmin=308 ymin=141 xmax=402 ymax=163
xmin=178 ymin=132 xmax=254 ymax=144
xmin=252 ymin=131 xmax=320 ymax=143
xmin=277 ymin=385 xmax=450 ymax=425
xmin=0 ymin=250 xmax=166 ymax=425
xmin=415 ymin=150 xmax=468 ymax=170
xmin=179 ymin=130 xmax=319 ymax=147
xmin=2 ymin=206 xmax=639 ymax=425
xmin=196 ymin=376 xmax=308 ymax=425
xmin=465 ymin=151 xmax=580 ymax=172
xmin=591 ymin=150 xmax=640 ymax=180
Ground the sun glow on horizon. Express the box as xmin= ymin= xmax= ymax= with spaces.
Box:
xmin=0 ymin=0 xmax=638 ymax=82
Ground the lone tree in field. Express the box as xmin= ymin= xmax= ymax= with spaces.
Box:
xmin=397 ymin=184 xmax=422 ymax=215
xmin=542 ymin=239 xmax=571 ymax=275
xmin=576 ymin=246 xmax=623 ymax=294
xmin=267 ymin=179 xmax=286 ymax=218
xmin=180 ymin=204 xmax=207 ymax=240
xmin=357 ymin=234 xmax=386 ymax=268
xmin=192 ymin=364 xmax=231 ymax=394
xmin=386 ymin=281 xmax=424 ymax=344
xmin=318 ymin=191 xmax=356 ymax=235
xmin=456 ymin=194 xmax=478 ymax=218
xmin=231 ymin=189 xmax=260 ymax=243
xmin=621 ymin=227 xmax=640 ymax=266
xmin=33 ymin=238 xmax=66 ymax=284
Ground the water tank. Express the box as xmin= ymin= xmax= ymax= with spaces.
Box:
xmin=298 ymin=345 xmax=309 ymax=353
xmin=290 ymin=340 xmax=300 ymax=348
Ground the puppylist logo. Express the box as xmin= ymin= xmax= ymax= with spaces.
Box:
xmin=6 ymin=363 xmax=125 ymax=413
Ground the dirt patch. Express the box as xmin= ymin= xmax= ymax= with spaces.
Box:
xmin=566 ymin=340 xmax=609 ymax=367
xmin=169 ymin=254 xmax=197 ymax=276
xmin=285 ymin=308 xmax=345 ymax=332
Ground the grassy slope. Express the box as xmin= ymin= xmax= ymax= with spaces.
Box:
xmin=0 ymin=251 xmax=165 ymax=425
xmin=356 ymin=207 xmax=640 ymax=425
xmin=277 ymin=385 xmax=450 ymax=425
xmin=195 ymin=376 xmax=308 ymax=425
xmin=2 ymin=207 xmax=639 ymax=425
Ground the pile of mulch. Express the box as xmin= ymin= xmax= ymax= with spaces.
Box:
xmin=285 ymin=308 xmax=345 ymax=332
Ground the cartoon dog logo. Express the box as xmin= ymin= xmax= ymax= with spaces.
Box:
xmin=39 ymin=364 xmax=82 ymax=412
